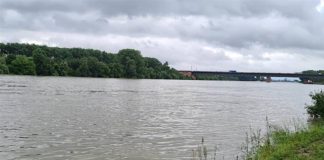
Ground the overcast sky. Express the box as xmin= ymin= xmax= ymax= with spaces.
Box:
xmin=1 ymin=0 xmax=324 ymax=72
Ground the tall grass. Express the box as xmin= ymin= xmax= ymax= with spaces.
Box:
xmin=191 ymin=137 xmax=208 ymax=160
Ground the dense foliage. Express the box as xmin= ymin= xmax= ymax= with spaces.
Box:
xmin=301 ymin=70 xmax=324 ymax=84
xmin=0 ymin=43 xmax=185 ymax=79
xmin=306 ymin=91 xmax=324 ymax=119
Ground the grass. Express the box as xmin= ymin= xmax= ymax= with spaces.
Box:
xmin=253 ymin=121 xmax=324 ymax=160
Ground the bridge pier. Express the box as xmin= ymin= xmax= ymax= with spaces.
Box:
xmin=178 ymin=71 xmax=196 ymax=80
xmin=266 ymin=76 xmax=272 ymax=82
xmin=256 ymin=76 xmax=261 ymax=81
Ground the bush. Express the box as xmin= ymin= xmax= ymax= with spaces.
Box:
xmin=0 ymin=63 xmax=9 ymax=74
xmin=306 ymin=91 xmax=324 ymax=119
xmin=8 ymin=55 xmax=36 ymax=75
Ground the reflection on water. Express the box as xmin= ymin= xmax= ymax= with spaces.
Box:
xmin=0 ymin=75 xmax=323 ymax=160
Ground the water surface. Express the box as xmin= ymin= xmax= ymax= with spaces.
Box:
xmin=0 ymin=76 xmax=323 ymax=160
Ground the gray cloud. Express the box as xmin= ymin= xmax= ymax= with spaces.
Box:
xmin=1 ymin=0 xmax=316 ymax=18
xmin=0 ymin=0 xmax=324 ymax=72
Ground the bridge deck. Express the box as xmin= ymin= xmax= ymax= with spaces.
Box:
xmin=179 ymin=71 xmax=324 ymax=78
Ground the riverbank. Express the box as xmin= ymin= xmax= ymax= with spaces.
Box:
xmin=250 ymin=91 xmax=324 ymax=160
xmin=253 ymin=121 xmax=324 ymax=160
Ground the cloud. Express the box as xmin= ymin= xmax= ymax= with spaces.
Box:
xmin=317 ymin=0 xmax=324 ymax=11
xmin=0 ymin=0 xmax=324 ymax=72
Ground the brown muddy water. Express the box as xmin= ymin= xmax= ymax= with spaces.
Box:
xmin=0 ymin=75 xmax=323 ymax=160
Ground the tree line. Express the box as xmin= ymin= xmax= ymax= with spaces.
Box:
xmin=0 ymin=43 xmax=187 ymax=79
xmin=301 ymin=70 xmax=324 ymax=84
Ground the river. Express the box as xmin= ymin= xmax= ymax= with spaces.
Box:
xmin=0 ymin=75 xmax=323 ymax=160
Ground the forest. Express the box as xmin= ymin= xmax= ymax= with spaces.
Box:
xmin=0 ymin=43 xmax=186 ymax=79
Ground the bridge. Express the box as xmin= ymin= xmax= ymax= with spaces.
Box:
xmin=178 ymin=70 xmax=324 ymax=82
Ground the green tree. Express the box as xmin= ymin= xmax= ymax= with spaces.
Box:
xmin=302 ymin=70 xmax=319 ymax=75
xmin=306 ymin=91 xmax=324 ymax=119
xmin=6 ymin=54 xmax=16 ymax=65
xmin=101 ymin=52 xmax=116 ymax=64
xmin=125 ymin=57 xmax=137 ymax=78
xmin=8 ymin=55 xmax=36 ymax=75
xmin=0 ymin=43 xmax=184 ymax=79
xmin=53 ymin=61 xmax=70 ymax=76
xmin=118 ymin=49 xmax=145 ymax=78
xmin=0 ymin=55 xmax=9 ymax=74
xmin=145 ymin=57 xmax=162 ymax=69
xmin=33 ymin=48 xmax=55 ymax=75
xmin=67 ymin=58 xmax=81 ymax=76
xmin=87 ymin=57 xmax=110 ymax=77
xmin=109 ymin=63 xmax=124 ymax=78
xmin=77 ymin=58 xmax=90 ymax=77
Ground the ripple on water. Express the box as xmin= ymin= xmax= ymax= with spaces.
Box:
xmin=0 ymin=77 xmax=320 ymax=159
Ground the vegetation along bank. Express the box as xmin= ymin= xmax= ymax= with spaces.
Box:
xmin=0 ymin=43 xmax=187 ymax=79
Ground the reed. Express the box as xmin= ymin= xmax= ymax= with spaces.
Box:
xmin=191 ymin=137 xmax=208 ymax=160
